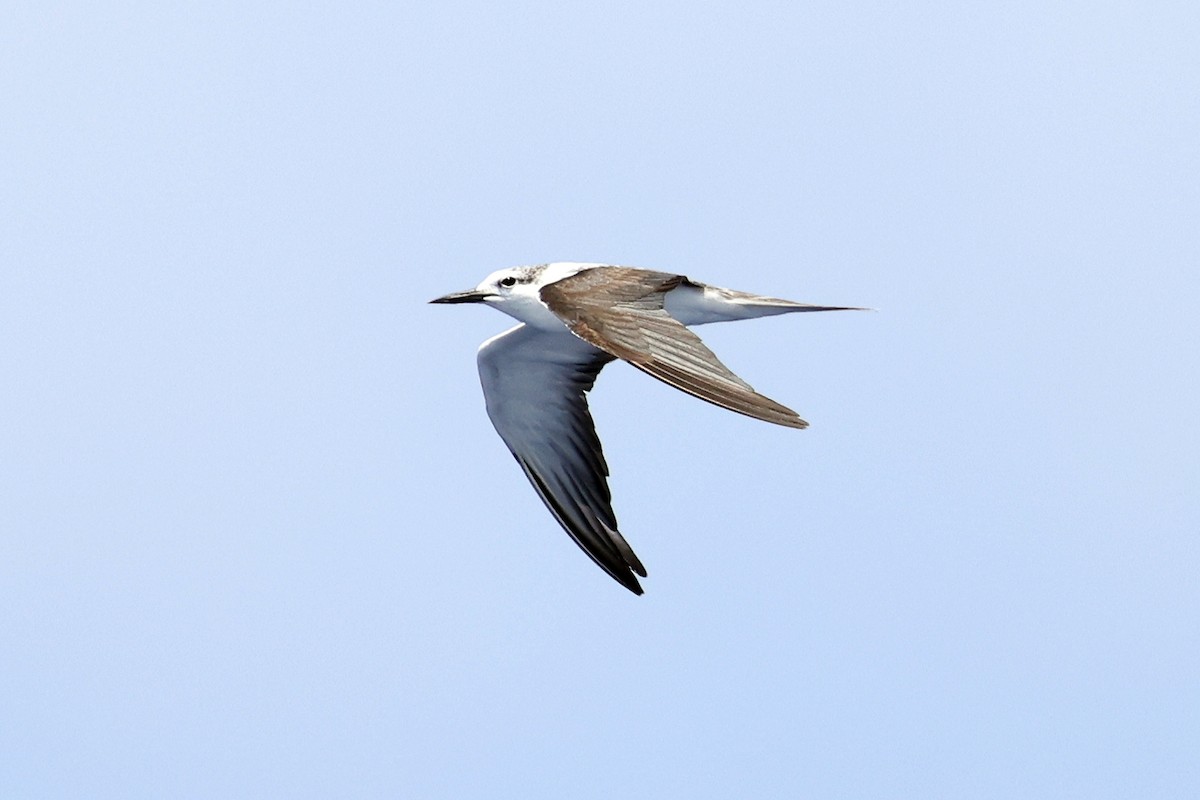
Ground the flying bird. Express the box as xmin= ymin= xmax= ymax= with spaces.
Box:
xmin=431 ymin=262 xmax=860 ymax=595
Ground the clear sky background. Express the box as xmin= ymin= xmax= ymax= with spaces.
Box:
xmin=3 ymin=2 xmax=1197 ymax=798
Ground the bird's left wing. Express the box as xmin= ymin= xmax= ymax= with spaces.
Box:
xmin=476 ymin=324 xmax=646 ymax=594
xmin=541 ymin=267 xmax=809 ymax=429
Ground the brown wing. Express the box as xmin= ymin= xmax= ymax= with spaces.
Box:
xmin=541 ymin=267 xmax=808 ymax=429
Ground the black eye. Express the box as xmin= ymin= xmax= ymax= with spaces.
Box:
xmin=499 ymin=276 xmax=517 ymax=287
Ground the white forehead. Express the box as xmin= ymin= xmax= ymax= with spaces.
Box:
xmin=476 ymin=265 xmax=537 ymax=288
xmin=475 ymin=262 xmax=599 ymax=289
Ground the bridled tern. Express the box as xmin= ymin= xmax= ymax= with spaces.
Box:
xmin=431 ymin=262 xmax=860 ymax=595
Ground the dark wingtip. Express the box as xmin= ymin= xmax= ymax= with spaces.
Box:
xmin=615 ymin=567 xmax=646 ymax=595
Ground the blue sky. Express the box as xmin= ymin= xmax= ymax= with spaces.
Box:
xmin=3 ymin=2 xmax=1197 ymax=797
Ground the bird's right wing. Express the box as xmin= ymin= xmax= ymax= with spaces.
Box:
xmin=476 ymin=324 xmax=646 ymax=594
xmin=541 ymin=267 xmax=810 ymax=429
